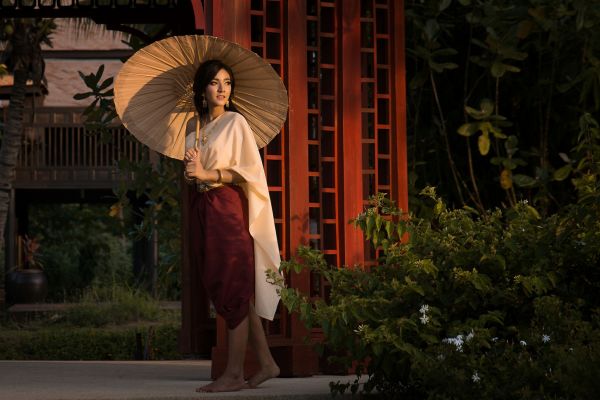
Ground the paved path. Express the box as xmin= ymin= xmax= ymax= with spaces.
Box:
xmin=0 ymin=360 xmax=361 ymax=400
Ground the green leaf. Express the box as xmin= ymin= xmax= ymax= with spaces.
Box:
xmin=385 ymin=220 xmax=394 ymax=239
xmin=501 ymin=159 xmax=516 ymax=169
xmin=553 ymin=165 xmax=572 ymax=181
xmin=424 ymin=19 xmax=439 ymax=41
xmin=372 ymin=343 xmax=383 ymax=356
xmin=439 ymin=0 xmax=451 ymax=12
xmin=375 ymin=214 xmax=383 ymax=231
xmin=443 ymin=62 xmax=459 ymax=71
xmin=525 ymin=205 xmax=541 ymax=220
xmin=98 ymin=77 xmax=114 ymax=91
xmin=409 ymin=71 xmax=429 ymax=90
xmin=432 ymin=47 xmax=458 ymax=57
xmin=516 ymin=19 xmax=534 ymax=39
xmin=500 ymin=169 xmax=514 ymax=189
xmin=366 ymin=216 xmax=375 ymax=240
xmin=490 ymin=157 xmax=504 ymax=166
xmin=434 ymin=199 xmax=444 ymax=216
xmin=512 ymin=174 xmax=538 ymax=188
xmin=457 ymin=122 xmax=479 ymax=137
xmin=293 ymin=262 xmax=303 ymax=274
xmin=372 ymin=233 xmax=379 ymax=247
xmin=420 ymin=333 xmax=439 ymax=344
xmin=503 ymin=49 xmax=528 ymax=62
xmin=465 ymin=99 xmax=494 ymax=120
xmin=396 ymin=223 xmax=404 ymax=239
xmin=97 ymin=64 xmax=105 ymax=80
xmin=471 ymin=273 xmax=492 ymax=292
xmin=490 ymin=124 xmax=507 ymax=139
xmin=73 ymin=92 xmax=93 ymax=100
xmin=491 ymin=61 xmax=507 ymax=78
xmin=478 ymin=132 xmax=491 ymax=155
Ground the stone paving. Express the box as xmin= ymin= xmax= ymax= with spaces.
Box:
xmin=0 ymin=360 xmax=361 ymax=400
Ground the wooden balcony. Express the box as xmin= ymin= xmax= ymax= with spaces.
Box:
xmin=0 ymin=0 xmax=188 ymax=24
xmin=11 ymin=107 xmax=144 ymax=190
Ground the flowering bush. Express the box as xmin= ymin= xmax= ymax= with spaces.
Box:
xmin=273 ymin=189 xmax=600 ymax=399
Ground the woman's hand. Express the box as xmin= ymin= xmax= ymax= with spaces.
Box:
xmin=184 ymin=148 xmax=209 ymax=181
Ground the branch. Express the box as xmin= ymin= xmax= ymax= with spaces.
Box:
xmin=429 ymin=71 xmax=468 ymax=206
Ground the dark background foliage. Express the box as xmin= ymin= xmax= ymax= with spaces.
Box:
xmin=405 ymin=0 xmax=600 ymax=213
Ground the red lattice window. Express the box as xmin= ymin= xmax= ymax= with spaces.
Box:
xmin=306 ymin=0 xmax=339 ymax=301
xmin=250 ymin=0 xmax=287 ymax=337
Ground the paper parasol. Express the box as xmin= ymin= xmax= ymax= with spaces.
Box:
xmin=114 ymin=35 xmax=288 ymax=160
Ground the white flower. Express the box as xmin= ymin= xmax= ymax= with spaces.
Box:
xmin=354 ymin=324 xmax=366 ymax=334
xmin=442 ymin=335 xmax=464 ymax=352
xmin=472 ymin=371 xmax=481 ymax=383
xmin=466 ymin=331 xmax=475 ymax=342
xmin=520 ymin=340 xmax=527 ymax=346
xmin=491 ymin=337 xmax=499 ymax=342
xmin=542 ymin=334 xmax=551 ymax=343
xmin=420 ymin=314 xmax=430 ymax=325
xmin=419 ymin=304 xmax=430 ymax=314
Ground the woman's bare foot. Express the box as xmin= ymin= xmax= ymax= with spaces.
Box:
xmin=196 ymin=374 xmax=246 ymax=393
xmin=246 ymin=364 xmax=280 ymax=388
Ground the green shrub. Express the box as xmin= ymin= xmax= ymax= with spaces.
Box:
xmin=0 ymin=285 xmax=180 ymax=360
xmin=0 ymin=323 xmax=180 ymax=360
xmin=64 ymin=285 xmax=164 ymax=327
xmin=28 ymin=203 xmax=133 ymax=302
xmin=274 ymin=190 xmax=600 ymax=399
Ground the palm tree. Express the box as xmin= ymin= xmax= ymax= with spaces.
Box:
xmin=0 ymin=19 xmax=56 ymax=287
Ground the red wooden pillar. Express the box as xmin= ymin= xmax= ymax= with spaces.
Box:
xmin=392 ymin=0 xmax=408 ymax=212
xmin=190 ymin=0 xmax=206 ymax=31
xmin=278 ymin=0 xmax=320 ymax=377
xmin=340 ymin=0 xmax=365 ymax=266
xmin=206 ymin=0 xmax=251 ymax=46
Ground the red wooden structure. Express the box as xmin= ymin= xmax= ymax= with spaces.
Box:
xmin=0 ymin=0 xmax=407 ymax=378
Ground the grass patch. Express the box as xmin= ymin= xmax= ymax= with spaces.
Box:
xmin=62 ymin=286 xmax=165 ymax=327
xmin=1 ymin=285 xmax=182 ymax=360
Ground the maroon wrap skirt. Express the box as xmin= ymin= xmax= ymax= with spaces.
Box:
xmin=189 ymin=185 xmax=255 ymax=329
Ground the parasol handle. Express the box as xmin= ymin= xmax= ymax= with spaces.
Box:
xmin=194 ymin=115 xmax=200 ymax=150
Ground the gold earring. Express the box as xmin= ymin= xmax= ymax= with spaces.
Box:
xmin=202 ymin=97 xmax=207 ymax=108
xmin=225 ymin=100 xmax=230 ymax=108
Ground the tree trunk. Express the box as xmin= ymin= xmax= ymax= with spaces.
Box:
xmin=0 ymin=69 xmax=28 ymax=285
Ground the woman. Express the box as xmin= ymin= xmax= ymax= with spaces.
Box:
xmin=183 ymin=59 xmax=281 ymax=393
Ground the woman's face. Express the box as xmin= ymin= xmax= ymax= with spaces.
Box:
xmin=204 ymin=68 xmax=232 ymax=109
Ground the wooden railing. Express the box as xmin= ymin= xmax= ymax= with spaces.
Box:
xmin=11 ymin=108 xmax=144 ymax=189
